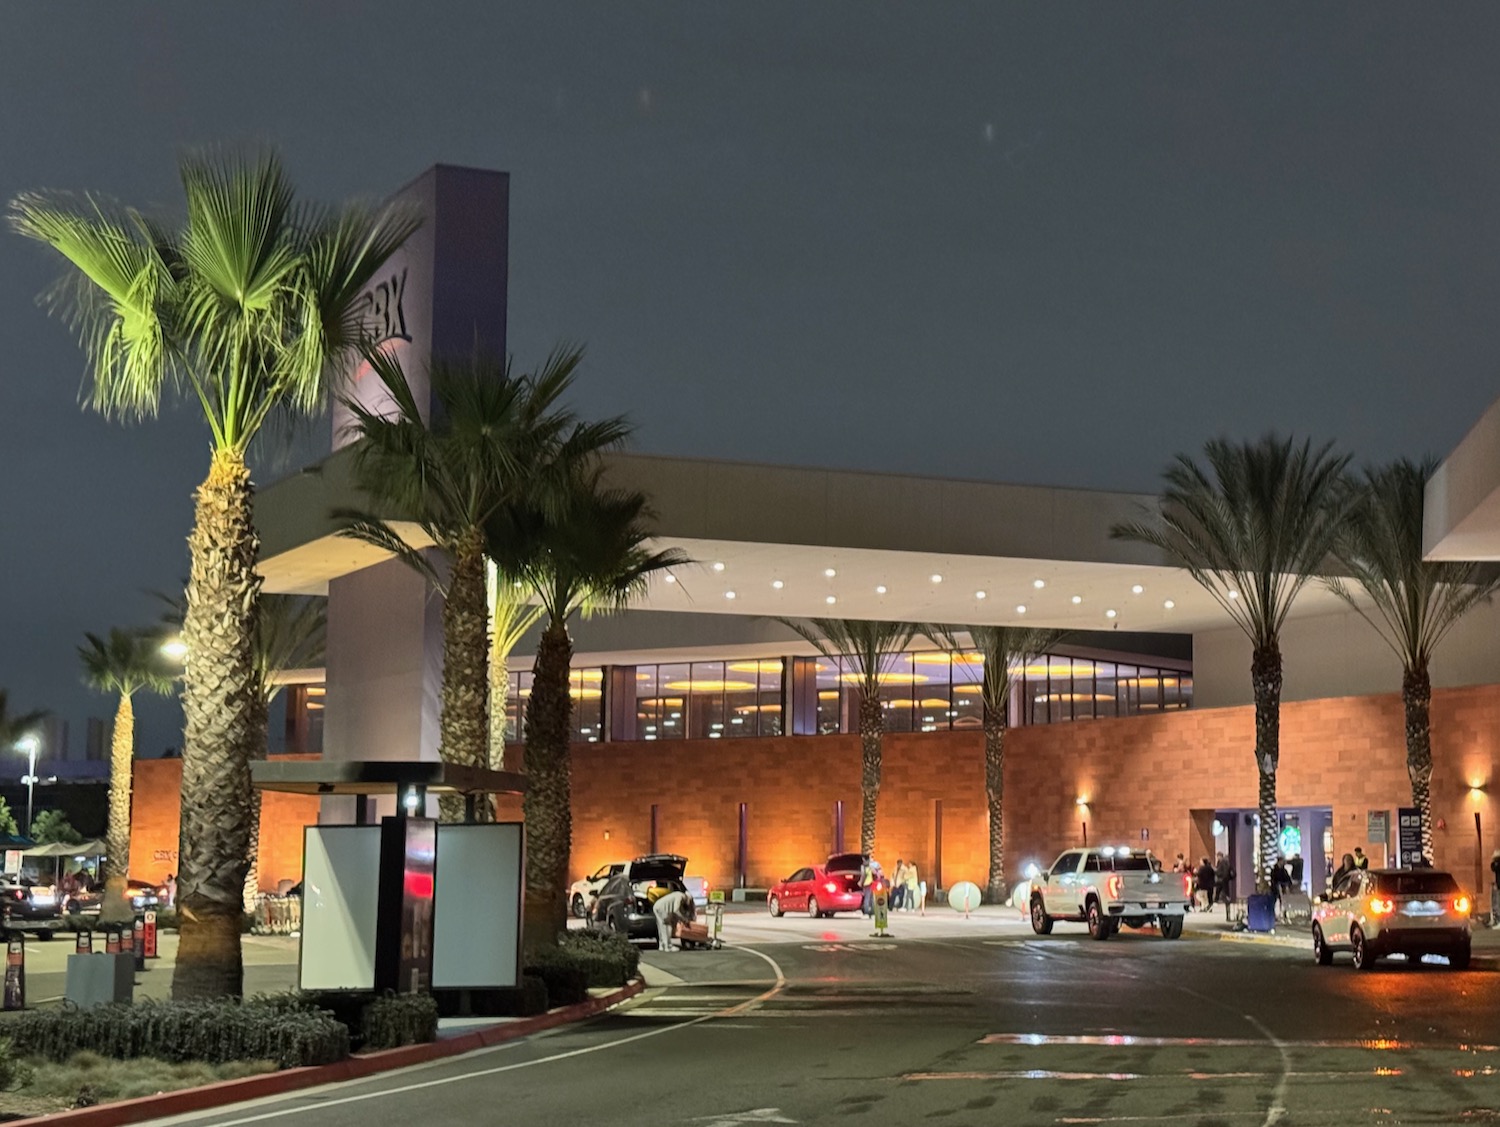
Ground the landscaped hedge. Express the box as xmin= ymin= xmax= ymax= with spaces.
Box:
xmin=555 ymin=928 xmax=640 ymax=987
xmin=359 ymin=993 xmax=439 ymax=1050
xmin=11 ymin=1000 xmax=349 ymax=1069
xmin=523 ymin=954 xmax=590 ymax=1007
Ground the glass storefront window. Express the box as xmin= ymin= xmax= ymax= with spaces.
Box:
xmin=506 ymin=667 xmax=602 ymax=743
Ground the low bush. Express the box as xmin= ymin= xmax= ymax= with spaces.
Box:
xmin=516 ymin=973 xmax=550 ymax=1016
xmin=359 ymin=993 xmax=439 ymax=1051
xmin=556 ymin=928 xmax=639 ymax=987
xmin=523 ymin=954 xmax=589 ymax=1008
xmin=12 ymin=1000 xmax=349 ymax=1070
xmin=0 ymin=1036 xmax=32 ymax=1092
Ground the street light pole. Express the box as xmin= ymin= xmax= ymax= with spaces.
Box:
xmin=15 ymin=735 xmax=39 ymax=834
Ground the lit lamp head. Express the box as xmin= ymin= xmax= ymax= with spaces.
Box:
xmin=1075 ymin=796 xmax=1089 ymax=809
xmin=15 ymin=735 xmax=38 ymax=758
xmin=1470 ymin=780 xmax=1488 ymax=800
xmin=160 ymin=638 xmax=188 ymax=661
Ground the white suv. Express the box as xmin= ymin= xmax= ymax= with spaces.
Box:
xmin=570 ymin=862 xmax=625 ymax=918
xmin=1312 ymin=867 xmax=1472 ymax=970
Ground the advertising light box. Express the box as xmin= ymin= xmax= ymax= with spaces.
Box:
xmin=432 ymin=822 xmax=523 ymax=989
xmin=299 ymin=826 xmax=381 ymax=991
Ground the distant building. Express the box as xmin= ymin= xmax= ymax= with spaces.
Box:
xmin=84 ymin=717 xmax=106 ymax=762
xmin=38 ymin=716 xmax=68 ymax=763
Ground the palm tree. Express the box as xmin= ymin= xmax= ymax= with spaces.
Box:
xmin=932 ymin=626 xmax=1066 ymax=903
xmin=78 ymin=629 xmax=175 ymax=922
xmin=1113 ymin=435 xmax=1349 ymax=891
xmin=487 ymin=470 xmax=685 ymax=945
xmin=338 ymin=348 xmax=625 ymax=820
xmin=1327 ymin=458 xmax=1500 ymax=864
xmin=779 ymin=619 xmax=920 ymax=855
xmin=487 ymin=562 xmax=543 ymax=772
xmin=12 ymin=151 xmax=418 ymax=998
xmin=244 ymin=595 xmax=326 ymax=911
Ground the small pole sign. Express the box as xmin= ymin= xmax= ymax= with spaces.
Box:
xmin=143 ymin=910 xmax=158 ymax=958
xmin=871 ymin=886 xmax=892 ymax=938
xmin=3 ymin=935 xmax=23 ymax=1011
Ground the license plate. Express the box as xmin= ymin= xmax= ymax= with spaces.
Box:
xmin=1152 ymin=902 xmax=1165 ymax=909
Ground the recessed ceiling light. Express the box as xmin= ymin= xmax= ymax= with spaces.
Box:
xmin=1071 ymin=595 xmax=1082 ymax=605
xmin=825 ymin=595 xmax=837 ymax=605
xmin=712 ymin=561 xmax=725 ymax=572
xmin=724 ymin=590 xmax=736 ymax=600
xmin=930 ymin=574 xmax=943 ymax=584
xmin=1105 ymin=609 xmax=1117 ymax=619
xmin=1163 ymin=599 xmax=1175 ymax=609
xmin=975 ymin=590 xmax=987 ymax=600
xmin=1033 ymin=579 xmax=1046 ymax=589
xmin=824 ymin=567 xmax=837 ymax=578
xmin=1015 ymin=605 xmax=1027 ymax=614
xmin=1228 ymin=590 xmax=1239 ymax=600
xmin=771 ymin=580 xmax=784 ymax=590
xmin=875 ymin=585 xmax=888 ymax=594
xmin=664 ymin=574 xmax=677 ymax=584
xmin=1132 ymin=584 xmax=1144 ymax=595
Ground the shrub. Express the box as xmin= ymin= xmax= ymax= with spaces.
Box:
xmin=0 ymin=1036 xmax=32 ymax=1092
xmin=516 ymin=974 xmax=549 ymax=1016
xmin=523 ymin=953 xmax=589 ymax=1008
xmin=359 ymin=993 xmax=438 ymax=1051
xmin=556 ymin=928 xmax=639 ymax=987
xmin=13 ymin=1000 xmax=349 ymax=1069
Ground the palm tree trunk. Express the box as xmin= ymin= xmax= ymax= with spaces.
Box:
xmin=438 ymin=533 xmax=489 ymax=823
xmin=100 ymin=693 xmax=134 ymax=924
xmin=522 ymin=619 xmax=573 ymax=950
xmin=983 ymin=707 xmax=1006 ymax=904
xmin=1404 ymin=661 xmax=1434 ymax=864
xmin=858 ymin=693 xmax=884 ymax=855
xmin=489 ymin=646 xmax=510 ymax=772
xmin=242 ymin=690 xmax=268 ymax=915
xmin=173 ymin=450 xmax=260 ymax=1001
xmin=1252 ymin=642 xmax=1282 ymax=893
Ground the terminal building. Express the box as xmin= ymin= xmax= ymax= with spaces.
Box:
xmin=127 ymin=164 xmax=1500 ymax=903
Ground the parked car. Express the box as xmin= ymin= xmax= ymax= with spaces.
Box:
xmin=1 ymin=882 xmax=65 ymax=939
xmin=1312 ymin=867 xmax=1472 ymax=970
xmin=126 ymin=879 xmax=168 ymax=911
xmin=1029 ymin=846 xmax=1189 ymax=940
xmin=570 ymin=862 xmax=626 ymax=918
xmin=683 ymin=875 xmax=712 ymax=908
xmin=592 ymin=854 xmax=689 ymax=944
xmin=768 ymin=853 xmax=865 ymax=918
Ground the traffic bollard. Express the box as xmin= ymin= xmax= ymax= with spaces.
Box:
xmin=75 ymin=928 xmax=92 ymax=954
xmin=871 ymin=886 xmax=893 ymax=938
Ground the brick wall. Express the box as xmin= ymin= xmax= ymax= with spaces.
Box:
xmin=128 ymin=683 xmax=1500 ymax=897
xmin=128 ymin=755 xmax=321 ymax=890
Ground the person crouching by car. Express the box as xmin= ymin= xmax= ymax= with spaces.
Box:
xmin=653 ymin=888 xmax=695 ymax=952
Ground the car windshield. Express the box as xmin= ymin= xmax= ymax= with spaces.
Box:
xmin=1376 ymin=872 xmax=1460 ymax=896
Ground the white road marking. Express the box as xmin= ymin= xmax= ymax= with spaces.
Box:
xmin=686 ymin=1109 xmax=797 ymax=1124
xmin=1244 ymin=1013 xmax=1292 ymax=1127
xmin=174 ymin=946 xmax=787 ymax=1127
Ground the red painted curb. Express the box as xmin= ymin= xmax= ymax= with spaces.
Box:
xmin=10 ymin=979 xmax=645 ymax=1127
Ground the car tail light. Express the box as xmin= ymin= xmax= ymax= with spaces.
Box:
xmin=1368 ymin=897 xmax=1394 ymax=915
xmin=1454 ymin=896 xmax=1472 ymax=915
xmin=825 ymin=882 xmax=839 ymax=893
xmin=1182 ymin=875 xmax=1193 ymax=898
xmin=9 ymin=890 xmax=22 ymax=902
xmin=1106 ymin=874 xmax=1123 ymax=900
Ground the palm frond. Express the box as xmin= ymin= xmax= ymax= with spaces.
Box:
xmin=778 ymin=617 xmax=921 ymax=696
xmin=78 ymin=628 xmax=177 ymax=698
xmin=0 ymin=689 xmax=49 ymax=746
xmin=333 ymin=511 xmax=444 ymax=589
xmin=256 ymin=596 xmax=327 ymax=703
xmin=928 ymin=624 xmax=1070 ymax=716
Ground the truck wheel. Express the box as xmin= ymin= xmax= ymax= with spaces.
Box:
xmin=1029 ymin=897 xmax=1053 ymax=935
xmin=1087 ymin=900 xmax=1112 ymax=940
xmin=1159 ymin=915 xmax=1183 ymax=940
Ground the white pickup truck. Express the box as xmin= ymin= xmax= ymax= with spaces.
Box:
xmin=1029 ymin=846 xmax=1190 ymax=940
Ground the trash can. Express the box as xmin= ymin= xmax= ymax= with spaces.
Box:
xmin=1246 ymin=893 xmax=1277 ymax=932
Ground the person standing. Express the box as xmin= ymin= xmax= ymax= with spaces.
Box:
xmin=1213 ymin=852 xmax=1232 ymax=908
xmin=890 ymin=860 xmax=907 ymax=911
xmin=652 ymin=888 xmax=695 ymax=953
xmin=1172 ymin=853 xmax=1186 ymax=874
xmin=1270 ymin=855 xmax=1293 ymax=920
xmin=904 ymin=860 xmax=920 ymax=912
xmin=1194 ymin=856 xmax=1214 ymax=912
xmin=859 ymin=855 xmax=874 ymax=917
xmin=1489 ymin=850 xmax=1500 ymax=926
xmin=1353 ymin=847 xmax=1369 ymax=871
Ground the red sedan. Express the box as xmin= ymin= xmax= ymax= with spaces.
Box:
xmin=768 ymin=854 xmax=865 ymax=918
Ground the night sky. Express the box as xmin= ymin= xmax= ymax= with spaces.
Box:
xmin=4 ymin=5 xmax=1500 ymax=759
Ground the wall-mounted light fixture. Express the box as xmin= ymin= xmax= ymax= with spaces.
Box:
xmin=1075 ymin=796 xmax=1090 ymax=809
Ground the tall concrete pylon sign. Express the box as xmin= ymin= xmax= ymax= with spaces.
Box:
xmin=322 ymin=166 xmax=510 ymax=821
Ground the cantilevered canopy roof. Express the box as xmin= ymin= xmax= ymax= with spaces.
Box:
xmin=1426 ymin=394 xmax=1500 ymax=561
xmin=252 ymin=759 xmax=526 ymax=796
xmin=255 ymin=450 xmax=1356 ymax=633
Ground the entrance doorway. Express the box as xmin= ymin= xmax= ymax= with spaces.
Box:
xmin=1201 ymin=805 xmax=1333 ymax=900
